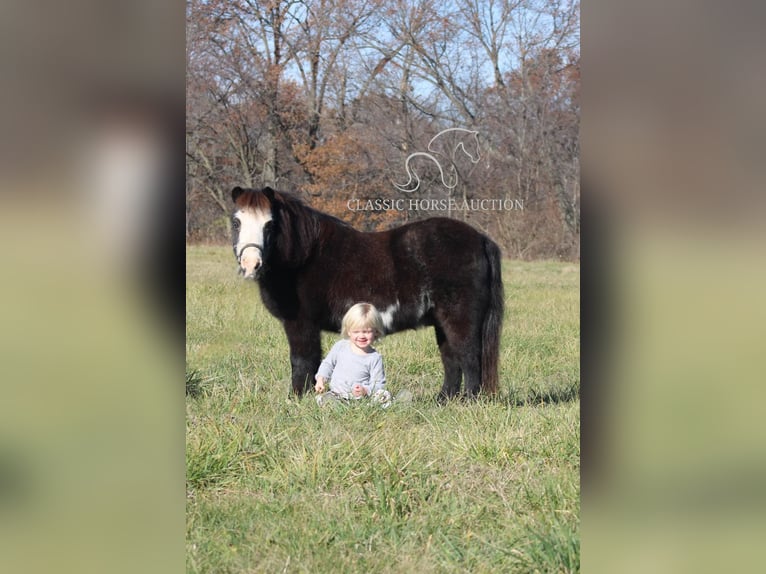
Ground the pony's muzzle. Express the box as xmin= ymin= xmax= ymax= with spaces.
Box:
xmin=238 ymin=246 xmax=263 ymax=279
xmin=240 ymin=259 xmax=262 ymax=280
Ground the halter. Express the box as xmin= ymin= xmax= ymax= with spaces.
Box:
xmin=236 ymin=242 xmax=263 ymax=264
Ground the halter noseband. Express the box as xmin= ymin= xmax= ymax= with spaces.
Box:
xmin=237 ymin=243 xmax=263 ymax=264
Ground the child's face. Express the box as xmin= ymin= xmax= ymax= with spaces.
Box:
xmin=348 ymin=325 xmax=376 ymax=351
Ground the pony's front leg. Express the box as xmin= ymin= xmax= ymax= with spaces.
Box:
xmin=284 ymin=321 xmax=322 ymax=396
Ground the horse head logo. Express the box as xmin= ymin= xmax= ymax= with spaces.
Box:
xmin=394 ymin=128 xmax=481 ymax=193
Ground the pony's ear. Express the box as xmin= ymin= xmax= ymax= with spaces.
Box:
xmin=231 ymin=186 xmax=245 ymax=202
xmin=262 ymin=186 xmax=276 ymax=201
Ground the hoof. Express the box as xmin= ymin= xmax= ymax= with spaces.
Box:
xmin=435 ymin=392 xmax=455 ymax=405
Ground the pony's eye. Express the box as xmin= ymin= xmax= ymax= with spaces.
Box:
xmin=232 ymin=218 xmax=241 ymax=230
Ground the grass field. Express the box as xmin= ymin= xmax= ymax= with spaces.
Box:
xmin=186 ymin=245 xmax=580 ymax=573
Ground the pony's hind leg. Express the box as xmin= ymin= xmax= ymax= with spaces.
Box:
xmin=461 ymin=351 xmax=482 ymax=398
xmin=458 ymin=324 xmax=483 ymax=398
xmin=435 ymin=325 xmax=462 ymax=402
xmin=434 ymin=314 xmax=483 ymax=400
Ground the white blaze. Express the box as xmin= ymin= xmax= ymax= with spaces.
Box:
xmin=235 ymin=208 xmax=272 ymax=277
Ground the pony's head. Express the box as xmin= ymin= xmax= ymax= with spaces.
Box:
xmin=231 ymin=186 xmax=275 ymax=279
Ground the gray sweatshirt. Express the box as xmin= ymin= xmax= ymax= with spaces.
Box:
xmin=315 ymin=340 xmax=386 ymax=399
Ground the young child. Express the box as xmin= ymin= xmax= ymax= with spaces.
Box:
xmin=314 ymin=302 xmax=392 ymax=407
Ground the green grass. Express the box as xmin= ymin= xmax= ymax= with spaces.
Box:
xmin=186 ymin=245 xmax=580 ymax=573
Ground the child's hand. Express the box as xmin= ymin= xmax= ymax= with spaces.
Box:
xmin=315 ymin=377 xmax=326 ymax=393
xmin=352 ymin=384 xmax=368 ymax=398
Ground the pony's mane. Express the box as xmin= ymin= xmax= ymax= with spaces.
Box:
xmin=236 ymin=189 xmax=271 ymax=212
xmin=267 ymin=188 xmax=351 ymax=266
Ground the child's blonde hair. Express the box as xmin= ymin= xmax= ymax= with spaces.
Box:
xmin=341 ymin=302 xmax=385 ymax=339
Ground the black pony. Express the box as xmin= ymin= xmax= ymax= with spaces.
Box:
xmin=231 ymin=186 xmax=503 ymax=400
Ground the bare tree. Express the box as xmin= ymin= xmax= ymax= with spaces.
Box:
xmin=186 ymin=0 xmax=580 ymax=259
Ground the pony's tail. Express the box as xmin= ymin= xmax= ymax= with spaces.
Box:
xmin=481 ymin=238 xmax=504 ymax=394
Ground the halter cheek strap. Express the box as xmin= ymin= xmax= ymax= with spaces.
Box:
xmin=237 ymin=243 xmax=263 ymax=264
